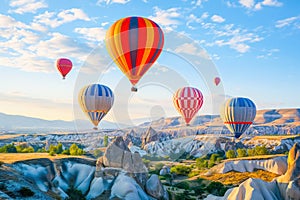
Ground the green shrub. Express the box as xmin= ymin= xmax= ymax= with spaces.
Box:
xmin=0 ymin=144 xmax=17 ymax=153
xmin=174 ymin=181 xmax=190 ymax=190
xmin=236 ymin=148 xmax=247 ymax=158
xmin=210 ymin=154 xmax=221 ymax=162
xmin=255 ymin=145 xmax=269 ymax=155
xmin=247 ymin=148 xmax=256 ymax=156
xmin=62 ymin=149 xmax=70 ymax=155
xmin=206 ymin=181 xmax=227 ymax=196
xmin=70 ymin=144 xmax=84 ymax=156
xmin=195 ymin=157 xmax=208 ymax=169
xmin=56 ymin=143 xmax=63 ymax=154
xmin=225 ymin=150 xmax=236 ymax=159
xmin=170 ymin=165 xmax=192 ymax=176
xmin=49 ymin=151 xmax=55 ymax=156
xmin=103 ymin=135 xmax=108 ymax=147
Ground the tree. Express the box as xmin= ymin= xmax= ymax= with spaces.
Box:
xmin=236 ymin=148 xmax=247 ymax=158
xmin=170 ymin=165 xmax=192 ymax=176
xmin=247 ymin=148 xmax=256 ymax=156
xmin=5 ymin=144 xmax=17 ymax=153
xmin=225 ymin=150 xmax=236 ymax=159
xmin=69 ymin=144 xmax=84 ymax=156
xmin=195 ymin=157 xmax=208 ymax=169
xmin=56 ymin=143 xmax=63 ymax=154
xmin=62 ymin=149 xmax=70 ymax=155
xmin=255 ymin=145 xmax=269 ymax=156
xmin=49 ymin=144 xmax=57 ymax=154
xmin=103 ymin=135 xmax=108 ymax=147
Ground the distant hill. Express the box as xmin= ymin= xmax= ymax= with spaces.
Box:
xmin=0 ymin=108 xmax=299 ymax=134
xmin=137 ymin=108 xmax=300 ymax=129
xmin=0 ymin=112 xmax=128 ymax=133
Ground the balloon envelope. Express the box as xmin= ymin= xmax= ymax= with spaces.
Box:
xmin=56 ymin=58 xmax=72 ymax=79
xmin=78 ymin=84 xmax=114 ymax=129
xmin=173 ymin=87 xmax=204 ymax=125
xmin=220 ymin=97 xmax=256 ymax=138
xmin=105 ymin=16 xmax=164 ymax=90
xmin=214 ymin=77 xmax=221 ymax=86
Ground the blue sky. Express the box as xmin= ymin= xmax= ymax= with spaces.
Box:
xmin=0 ymin=0 xmax=299 ymax=126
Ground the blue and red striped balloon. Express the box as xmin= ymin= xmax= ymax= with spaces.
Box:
xmin=220 ymin=97 xmax=256 ymax=138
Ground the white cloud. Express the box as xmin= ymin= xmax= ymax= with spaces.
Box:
xmin=34 ymin=8 xmax=91 ymax=28
xmin=0 ymin=30 xmax=91 ymax=72
xmin=186 ymin=12 xmax=209 ymax=29
xmin=191 ymin=0 xmax=208 ymax=7
xmin=239 ymin=0 xmax=254 ymax=8
xmin=239 ymin=0 xmax=283 ymax=10
xmin=97 ymin=0 xmax=130 ymax=5
xmin=0 ymin=14 xmax=28 ymax=30
xmin=9 ymin=0 xmax=47 ymax=14
xmin=101 ymin=22 xmax=109 ymax=26
xmin=174 ymin=43 xmax=210 ymax=59
xmin=261 ymin=0 xmax=282 ymax=6
xmin=211 ymin=15 xmax=225 ymax=23
xmin=209 ymin=24 xmax=263 ymax=53
xmin=275 ymin=16 xmax=298 ymax=28
xmin=149 ymin=7 xmax=181 ymax=29
xmin=74 ymin=27 xmax=106 ymax=42
xmin=257 ymin=48 xmax=280 ymax=59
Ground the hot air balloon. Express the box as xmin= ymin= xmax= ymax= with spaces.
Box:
xmin=220 ymin=97 xmax=256 ymax=138
xmin=173 ymin=87 xmax=204 ymax=125
xmin=214 ymin=77 xmax=221 ymax=86
xmin=78 ymin=84 xmax=114 ymax=130
xmin=105 ymin=16 xmax=164 ymax=92
xmin=56 ymin=58 xmax=72 ymax=79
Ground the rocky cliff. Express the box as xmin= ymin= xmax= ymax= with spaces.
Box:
xmin=205 ymin=143 xmax=300 ymax=200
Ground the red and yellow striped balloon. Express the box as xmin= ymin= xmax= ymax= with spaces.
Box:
xmin=173 ymin=87 xmax=204 ymax=125
xmin=105 ymin=16 xmax=164 ymax=91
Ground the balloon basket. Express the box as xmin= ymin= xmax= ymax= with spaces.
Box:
xmin=131 ymin=86 xmax=138 ymax=92
xmin=62 ymin=77 xmax=65 ymax=80
xmin=93 ymin=127 xmax=98 ymax=130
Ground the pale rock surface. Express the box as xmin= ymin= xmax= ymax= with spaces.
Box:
xmin=205 ymin=142 xmax=300 ymax=200
xmin=110 ymin=172 xmax=151 ymax=200
xmin=146 ymin=174 xmax=169 ymax=200
xmin=207 ymin=156 xmax=287 ymax=175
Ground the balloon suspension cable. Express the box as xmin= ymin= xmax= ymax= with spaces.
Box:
xmin=131 ymin=86 xmax=138 ymax=92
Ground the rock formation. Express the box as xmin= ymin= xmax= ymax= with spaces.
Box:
xmin=142 ymin=127 xmax=159 ymax=148
xmin=207 ymin=156 xmax=287 ymax=175
xmin=205 ymin=142 xmax=300 ymax=200
xmin=123 ymin=129 xmax=142 ymax=147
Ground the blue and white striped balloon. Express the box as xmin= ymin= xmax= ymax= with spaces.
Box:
xmin=78 ymin=84 xmax=114 ymax=129
xmin=220 ymin=97 xmax=256 ymax=138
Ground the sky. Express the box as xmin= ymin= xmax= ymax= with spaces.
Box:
xmin=0 ymin=0 xmax=299 ymax=127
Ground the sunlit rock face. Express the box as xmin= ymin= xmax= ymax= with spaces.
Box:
xmin=1 ymin=137 xmax=168 ymax=199
xmin=205 ymin=143 xmax=300 ymax=200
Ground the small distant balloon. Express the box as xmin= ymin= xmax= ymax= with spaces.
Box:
xmin=78 ymin=84 xmax=114 ymax=130
xmin=220 ymin=97 xmax=256 ymax=138
xmin=173 ymin=87 xmax=204 ymax=125
xmin=214 ymin=77 xmax=221 ymax=86
xmin=56 ymin=58 xmax=72 ymax=79
xmin=105 ymin=16 xmax=164 ymax=92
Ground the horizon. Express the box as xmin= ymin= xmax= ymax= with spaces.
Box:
xmin=0 ymin=0 xmax=299 ymax=128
